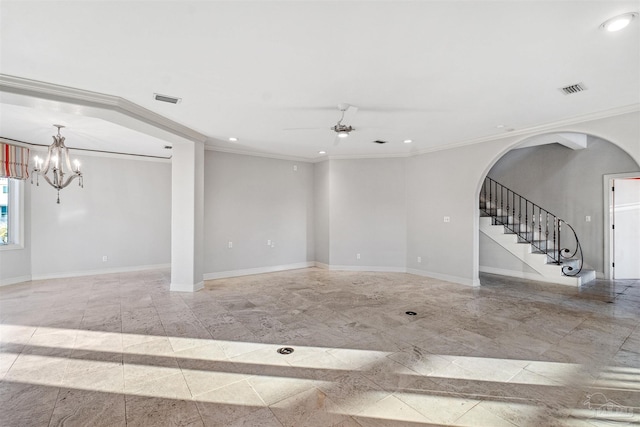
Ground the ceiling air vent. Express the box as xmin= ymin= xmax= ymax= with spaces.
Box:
xmin=373 ymin=140 xmax=388 ymax=144
xmin=560 ymin=83 xmax=587 ymax=95
xmin=154 ymin=93 xmax=182 ymax=104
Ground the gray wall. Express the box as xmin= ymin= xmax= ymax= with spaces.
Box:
xmin=405 ymin=142 xmax=497 ymax=286
xmin=486 ymin=137 xmax=640 ymax=274
xmin=203 ymin=151 xmax=314 ymax=275
xmin=30 ymin=155 xmax=172 ymax=277
xmin=479 ymin=233 xmax=537 ymax=274
xmin=328 ymin=158 xmax=407 ymax=269
xmin=3 ymin=111 xmax=639 ymax=287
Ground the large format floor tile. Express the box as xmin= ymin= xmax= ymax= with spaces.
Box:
xmin=0 ymin=268 xmax=638 ymax=426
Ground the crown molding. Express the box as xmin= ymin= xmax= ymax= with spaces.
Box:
xmin=204 ymin=144 xmax=314 ymax=163
xmin=410 ymin=103 xmax=640 ymax=156
xmin=0 ymin=74 xmax=207 ymax=144
xmin=3 ymin=74 xmax=637 ymax=162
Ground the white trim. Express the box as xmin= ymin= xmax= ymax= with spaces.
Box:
xmin=314 ymin=262 xmax=329 ymax=269
xmin=603 ymin=172 xmax=640 ymax=280
xmin=26 ymin=145 xmax=171 ymax=163
xmin=205 ymin=145 xmax=313 ymax=164
xmin=203 ymin=262 xmax=315 ymax=280
xmin=170 ymin=281 xmax=204 ymax=293
xmin=30 ymin=263 xmax=170 ymax=281
xmin=0 ymin=74 xmax=207 ymax=144
xmin=479 ymin=266 xmax=545 ymax=282
xmin=0 ymin=275 xmax=32 ymax=287
xmin=327 ymin=265 xmax=407 ymax=273
xmin=407 ymin=268 xmax=481 ymax=287
xmin=410 ymin=104 xmax=640 ymax=157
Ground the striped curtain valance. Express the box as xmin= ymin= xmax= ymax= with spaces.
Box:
xmin=1 ymin=142 xmax=30 ymax=180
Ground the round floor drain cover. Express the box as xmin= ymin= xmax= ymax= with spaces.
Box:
xmin=405 ymin=311 xmax=417 ymax=316
xmin=277 ymin=347 xmax=294 ymax=355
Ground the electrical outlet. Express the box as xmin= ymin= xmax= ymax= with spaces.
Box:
xmin=228 ymin=241 xmax=233 ymax=249
xmin=267 ymin=240 xmax=271 ymax=246
xmin=102 ymin=256 xmax=108 ymax=262
xmin=356 ymin=253 xmax=361 ymax=260
xmin=586 ymin=216 xmax=591 ymax=222
xmin=417 ymin=256 xmax=422 ymax=263
xmin=444 ymin=216 xmax=451 ymax=223
xmin=293 ymin=165 xmax=298 ymax=171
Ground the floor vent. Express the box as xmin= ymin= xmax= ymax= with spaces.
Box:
xmin=560 ymin=83 xmax=587 ymax=95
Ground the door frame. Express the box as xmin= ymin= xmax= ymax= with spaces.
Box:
xmin=603 ymin=172 xmax=640 ymax=279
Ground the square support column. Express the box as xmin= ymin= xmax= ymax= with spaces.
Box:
xmin=170 ymin=140 xmax=204 ymax=292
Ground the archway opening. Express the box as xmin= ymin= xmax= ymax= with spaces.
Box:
xmin=477 ymin=132 xmax=640 ymax=285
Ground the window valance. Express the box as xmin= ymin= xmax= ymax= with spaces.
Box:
xmin=1 ymin=142 xmax=30 ymax=180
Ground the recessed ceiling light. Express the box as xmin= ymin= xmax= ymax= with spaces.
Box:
xmin=228 ymin=137 xmax=238 ymax=142
xmin=318 ymin=151 xmax=326 ymax=155
xmin=600 ymin=12 xmax=637 ymax=32
xmin=403 ymin=139 xmax=412 ymax=144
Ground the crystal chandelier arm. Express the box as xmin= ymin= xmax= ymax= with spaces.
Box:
xmin=62 ymin=144 xmax=74 ymax=175
xmin=40 ymin=141 xmax=58 ymax=174
xmin=40 ymin=172 xmax=58 ymax=189
xmin=59 ymin=174 xmax=81 ymax=189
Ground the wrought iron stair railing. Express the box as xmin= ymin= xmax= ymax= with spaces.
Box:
xmin=480 ymin=177 xmax=584 ymax=276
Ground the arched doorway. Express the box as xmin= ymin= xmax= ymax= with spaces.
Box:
xmin=477 ymin=132 xmax=640 ymax=285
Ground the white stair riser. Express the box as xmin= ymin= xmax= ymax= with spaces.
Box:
xmin=480 ymin=219 xmax=593 ymax=286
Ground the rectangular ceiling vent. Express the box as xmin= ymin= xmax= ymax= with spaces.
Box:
xmin=560 ymin=83 xmax=587 ymax=95
xmin=373 ymin=140 xmax=387 ymax=144
xmin=154 ymin=93 xmax=182 ymax=104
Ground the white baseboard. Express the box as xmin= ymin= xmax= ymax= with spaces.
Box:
xmin=170 ymin=280 xmax=204 ymax=292
xmin=204 ymin=262 xmax=315 ymax=280
xmin=0 ymin=275 xmax=32 ymax=287
xmin=478 ymin=265 xmax=581 ymax=286
xmin=479 ymin=266 xmax=540 ymax=280
xmin=407 ymin=268 xmax=480 ymax=287
xmin=328 ymin=264 xmax=407 ymax=273
xmin=31 ymin=263 xmax=171 ymax=281
xmin=314 ymin=262 xmax=329 ymax=269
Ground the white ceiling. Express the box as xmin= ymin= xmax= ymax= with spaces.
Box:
xmin=1 ymin=1 xmax=639 ymax=161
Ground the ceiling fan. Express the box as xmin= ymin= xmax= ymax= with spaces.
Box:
xmin=332 ymin=103 xmax=358 ymax=139
xmin=284 ymin=103 xmax=359 ymax=143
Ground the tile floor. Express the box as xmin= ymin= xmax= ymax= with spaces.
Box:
xmin=0 ymin=268 xmax=638 ymax=426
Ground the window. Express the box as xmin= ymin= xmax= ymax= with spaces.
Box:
xmin=0 ymin=177 xmax=22 ymax=248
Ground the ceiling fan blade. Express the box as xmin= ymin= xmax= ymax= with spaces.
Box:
xmin=282 ymin=127 xmax=327 ymax=131
xmin=342 ymin=105 xmax=358 ymax=125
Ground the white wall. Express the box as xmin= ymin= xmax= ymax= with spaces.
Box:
xmin=203 ymin=151 xmax=314 ymax=277
xmin=30 ymin=154 xmax=171 ymax=278
xmin=328 ymin=158 xmax=407 ymax=270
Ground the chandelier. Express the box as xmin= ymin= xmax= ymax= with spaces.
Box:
xmin=32 ymin=125 xmax=83 ymax=203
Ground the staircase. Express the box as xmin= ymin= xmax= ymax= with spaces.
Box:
xmin=480 ymin=177 xmax=596 ymax=287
